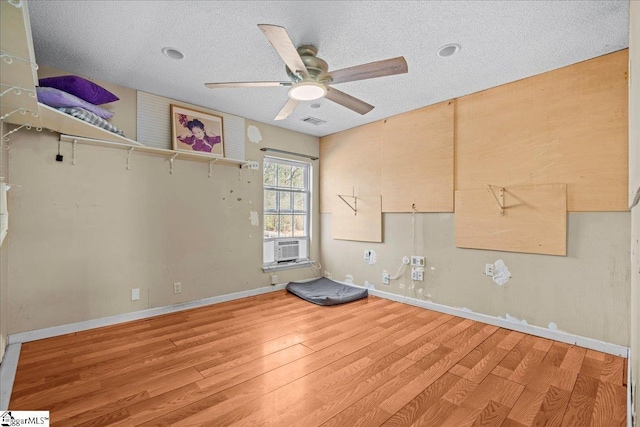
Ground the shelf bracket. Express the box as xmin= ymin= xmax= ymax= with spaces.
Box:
xmin=169 ymin=153 xmax=178 ymax=174
xmin=127 ymin=147 xmax=134 ymax=170
xmin=7 ymin=0 xmax=23 ymax=9
xmin=0 ymin=53 xmax=38 ymax=70
xmin=2 ymin=124 xmax=27 ymax=141
xmin=336 ymin=187 xmax=357 ymax=216
xmin=0 ymin=84 xmax=36 ymax=98
xmin=0 ymin=106 xmax=38 ymax=121
xmin=72 ymin=139 xmax=78 ymax=165
xmin=487 ymin=184 xmax=505 ymax=216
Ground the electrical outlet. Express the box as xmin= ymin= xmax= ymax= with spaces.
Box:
xmin=270 ymin=274 xmax=278 ymax=285
xmin=411 ymin=256 xmax=425 ymax=267
xmin=411 ymin=267 xmax=424 ymax=281
xmin=382 ymin=272 xmax=390 ymax=285
xmin=173 ymin=282 xmax=182 ymax=294
xmin=364 ymin=250 xmax=371 ymax=261
xmin=246 ymin=161 xmax=260 ymax=170
xmin=485 ymin=264 xmax=494 ymax=276
xmin=131 ymin=288 xmax=140 ymax=301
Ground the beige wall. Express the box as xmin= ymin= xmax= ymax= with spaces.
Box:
xmin=5 ymin=120 xmax=318 ymax=334
xmin=0 ymin=120 xmax=7 ymax=361
xmin=629 ymin=0 xmax=639 ymax=422
xmin=321 ymin=212 xmax=630 ymax=346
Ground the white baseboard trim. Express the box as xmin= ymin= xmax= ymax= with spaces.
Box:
xmin=336 ymin=281 xmax=629 ymax=357
xmin=6 ymin=276 xmax=629 ymax=358
xmin=0 ymin=343 xmax=21 ymax=411
xmin=7 ymin=282 xmax=299 ymax=345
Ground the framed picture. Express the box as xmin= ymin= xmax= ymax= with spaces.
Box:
xmin=171 ymin=104 xmax=224 ymax=157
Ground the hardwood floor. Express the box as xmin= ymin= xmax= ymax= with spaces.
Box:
xmin=10 ymin=291 xmax=627 ymax=426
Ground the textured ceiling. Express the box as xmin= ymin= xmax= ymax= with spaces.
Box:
xmin=27 ymin=1 xmax=628 ymax=138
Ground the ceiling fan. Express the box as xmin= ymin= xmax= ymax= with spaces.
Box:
xmin=205 ymin=24 xmax=408 ymax=121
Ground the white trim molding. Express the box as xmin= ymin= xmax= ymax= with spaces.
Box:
xmin=340 ymin=281 xmax=630 ymax=358
xmin=7 ymin=277 xmax=629 ymax=356
xmin=0 ymin=343 xmax=21 ymax=410
xmin=8 ymin=283 xmax=295 ymax=344
xmin=382 ymin=288 xmax=628 ymax=357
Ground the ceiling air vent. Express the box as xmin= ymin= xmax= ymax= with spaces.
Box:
xmin=300 ymin=116 xmax=326 ymax=125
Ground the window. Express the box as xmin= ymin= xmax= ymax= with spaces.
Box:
xmin=263 ymin=157 xmax=310 ymax=265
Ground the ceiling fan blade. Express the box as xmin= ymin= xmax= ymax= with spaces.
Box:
xmin=258 ymin=24 xmax=310 ymax=79
xmin=205 ymin=81 xmax=290 ymax=88
xmin=275 ymin=98 xmax=299 ymax=121
xmin=328 ymin=57 xmax=408 ymax=85
xmin=325 ymin=87 xmax=374 ymax=115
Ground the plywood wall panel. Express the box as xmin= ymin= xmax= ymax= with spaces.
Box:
xmin=456 ymin=50 xmax=628 ymax=212
xmin=455 ymin=184 xmax=567 ymax=256
xmin=382 ymin=101 xmax=454 ymax=212
xmin=320 ymin=121 xmax=383 ymax=213
xmin=331 ymin=196 xmax=382 ymax=242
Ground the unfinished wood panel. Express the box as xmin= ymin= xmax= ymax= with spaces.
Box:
xmin=319 ymin=121 xmax=383 ymax=213
xmin=456 ymin=50 xmax=628 ymax=212
xmin=455 ymin=184 xmax=567 ymax=255
xmin=382 ymin=100 xmax=454 ymax=212
xmin=331 ymin=195 xmax=382 ymax=242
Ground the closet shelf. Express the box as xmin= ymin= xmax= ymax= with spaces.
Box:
xmin=39 ymin=103 xmax=143 ymax=146
xmin=58 ymin=134 xmax=247 ymax=167
xmin=2 ymin=0 xmax=246 ymax=168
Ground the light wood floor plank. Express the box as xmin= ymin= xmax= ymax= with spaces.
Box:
xmin=8 ymin=291 xmax=625 ymax=426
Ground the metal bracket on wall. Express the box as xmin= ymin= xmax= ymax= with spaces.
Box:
xmin=72 ymin=139 xmax=78 ymax=165
xmin=0 ymin=84 xmax=36 ymax=98
xmin=336 ymin=187 xmax=358 ymax=216
xmin=0 ymin=53 xmax=38 ymax=71
xmin=0 ymin=106 xmax=38 ymax=122
xmin=487 ymin=184 xmax=505 ymax=216
xmin=7 ymin=0 xmax=24 ymax=10
xmin=169 ymin=153 xmax=178 ymax=174
xmin=127 ymin=147 xmax=134 ymax=170
xmin=1 ymin=123 xmax=41 ymax=142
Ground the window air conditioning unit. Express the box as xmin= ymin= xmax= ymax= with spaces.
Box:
xmin=275 ymin=240 xmax=300 ymax=262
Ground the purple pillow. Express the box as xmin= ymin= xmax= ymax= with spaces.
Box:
xmin=38 ymin=75 xmax=119 ymax=105
xmin=36 ymin=87 xmax=115 ymax=120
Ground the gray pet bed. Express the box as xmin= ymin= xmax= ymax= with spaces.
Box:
xmin=286 ymin=277 xmax=369 ymax=306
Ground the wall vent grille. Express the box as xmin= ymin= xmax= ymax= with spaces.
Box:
xmin=301 ymin=116 xmax=326 ymax=125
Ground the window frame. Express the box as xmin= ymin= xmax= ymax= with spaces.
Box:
xmin=263 ymin=156 xmax=311 ymax=245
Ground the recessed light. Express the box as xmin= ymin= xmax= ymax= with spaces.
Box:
xmin=437 ymin=44 xmax=461 ymax=58
xmin=310 ymin=103 xmax=321 ymax=109
xmin=162 ymin=47 xmax=184 ymax=60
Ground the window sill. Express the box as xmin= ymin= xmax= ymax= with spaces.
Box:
xmin=262 ymin=260 xmax=312 ymax=272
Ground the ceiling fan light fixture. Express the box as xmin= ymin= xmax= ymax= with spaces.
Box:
xmin=288 ymin=82 xmax=327 ymax=101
